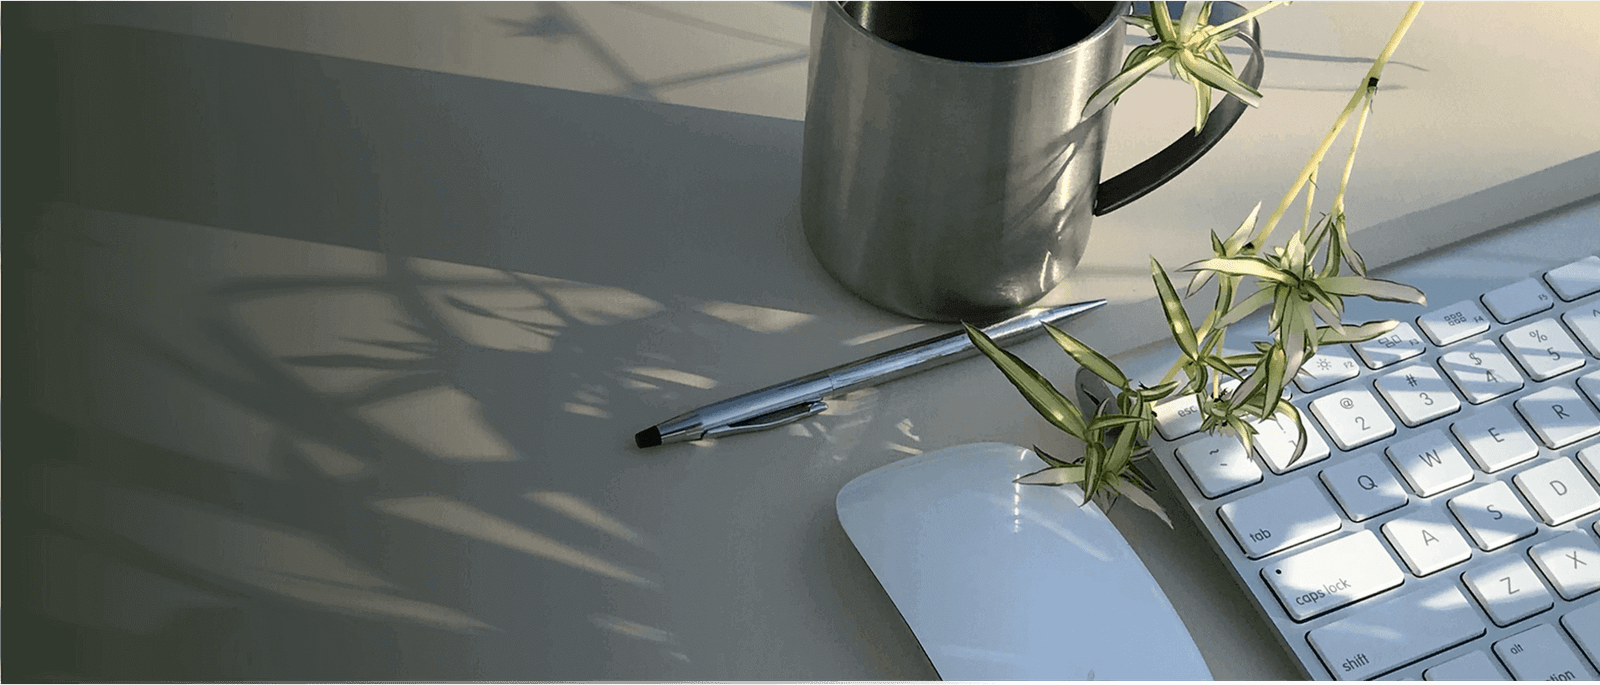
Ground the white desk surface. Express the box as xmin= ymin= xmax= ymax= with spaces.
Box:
xmin=12 ymin=4 xmax=1600 ymax=680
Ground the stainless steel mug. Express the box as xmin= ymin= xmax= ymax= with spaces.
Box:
xmin=801 ymin=1 xmax=1264 ymax=321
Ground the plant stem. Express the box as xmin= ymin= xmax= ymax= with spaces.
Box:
xmin=1333 ymin=95 xmax=1375 ymax=216
xmin=1252 ymin=1 xmax=1425 ymax=247
xmin=1198 ymin=0 xmax=1290 ymax=41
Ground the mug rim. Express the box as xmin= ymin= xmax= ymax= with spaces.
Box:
xmin=824 ymin=1 xmax=1132 ymax=68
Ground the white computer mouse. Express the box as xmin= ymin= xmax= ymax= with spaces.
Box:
xmin=837 ymin=442 xmax=1212 ymax=680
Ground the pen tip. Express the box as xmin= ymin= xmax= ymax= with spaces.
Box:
xmin=634 ymin=427 xmax=662 ymax=449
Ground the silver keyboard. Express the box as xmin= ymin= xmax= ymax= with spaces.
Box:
xmin=1147 ymin=229 xmax=1600 ymax=680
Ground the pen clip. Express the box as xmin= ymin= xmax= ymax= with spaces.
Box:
xmin=703 ymin=400 xmax=827 ymax=439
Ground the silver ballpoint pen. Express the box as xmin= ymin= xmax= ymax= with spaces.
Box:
xmin=633 ymin=299 xmax=1107 ymax=448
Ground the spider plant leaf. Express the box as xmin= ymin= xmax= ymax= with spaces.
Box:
xmin=1181 ymin=256 xmax=1292 ymax=284
xmin=1045 ymin=324 xmax=1130 ymax=390
xmin=1150 ymin=0 xmax=1178 ymax=43
xmin=1262 ymin=344 xmax=1286 ymax=418
xmin=1202 ymin=353 xmax=1244 ymax=380
xmin=1310 ymin=299 xmax=1346 ymax=335
xmin=1317 ymin=276 xmax=1427 ymax=305
xmin=1125 ymin=14 xmax=1156 ymax=32
xmin=1104 ymin=421 xmax=1139 ymax=477
xmin=1152 ymin=259 xmax=1200 ymax=360
xmin=1083 ymin=48 xmax=1175 ymax=119
xmin=1015 ymin=464 xmax=1087 ymax=486
xmin=1315 ymin=319 xmax=1399 ymax=345
xmin=1179 ymin=0 xmax=1205 ymax=37
xmin=1275 ymin=403 xmax=1309 ymax=468
xmin=1116 ymin=478 xmax=1173 ymax=527
xmin=1031 ymin=444 xmax=1076 ymax=469
xmin=1226 ymin=202 xmax=1263 ymax=253
xmin=1089 ymin=413 xmax=1147 ymax=432
xmin=1082 ymin=442 xmax=1104 ymax=498
xmin=965 ymin=324 xmax=1090 ymax=440
xmin=1216 ymin=286 xmax=1277 ymax=328
xmin=1135 ymin=381 xmax=1181 ymax=402
xmin=1191 ymin=68 xmax=1213 ymax=133
xmin=1122 ymin=43 xmax=1159 ymax=72
xmin=1177 ymin=50 xmax=1262 ymax=107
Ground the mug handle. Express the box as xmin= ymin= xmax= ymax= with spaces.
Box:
xmin=1093 ymin=1 xmax=1265 ymax=215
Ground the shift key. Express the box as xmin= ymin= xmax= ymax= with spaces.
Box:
xmin=1309 ymin=585 xmax=1487 ymax=680
xmin=1261 ymin=531 xmax=1405 ymax=621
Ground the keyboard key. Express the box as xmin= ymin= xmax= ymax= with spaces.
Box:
xmin=1581 ymin=446 xmax=1599 ymax=481
xmin=1544 ymin=255 xmax=1600 ymax=301
xmin=1513 ymin=458 xmax=1600 ymax=525
xmin=1451 ymin=406 xmax=1540 ymax=472
xmin=1175 ymin=432 xmax=1261 ymax=498
xmin=1308 ymin=585 xmax=1486 ymax=681
xmin=1418 ymin=300 xmax=1492 ymax=346
xmin=1502 ymin=318 xmax=1587 ymax=380
xmin=1448 ymin=482 xmax=1539 ymax=551
xmin=1311 ymin=388 xmax=1398 ymax=450
xmin=1260 ymin=531 xmax=1405 ymax=622
xmin=1529 ymin=531 xmax=1600 ymax=600
xmin=1463 ymin=557 xmax=1554 ymax=626
xmin=1439 ymin=340 xmax=1525 ymax=404
xmin=1296 ymin=346 xmax=1363 ymax=392
xmin=1581 ymin=370 xmax=1600 ymax=409
xmin=1386 ymin=430 xmax=1475 ymax=497
xmin=1423 ymin=650 xmax=1506 ymax=681
xmin=1321 ymin=453 xmax=1409 ymax=522
xmin=1514 ymin=386 xmax=1600 ymax=448
xmin=1563 ymin=305 xmax=1600 ymax=357
xmin=1219 ymin=477 xmax=1342 ymax=559
xmin=1354 ymin=321 xmax=1428 ymax=369
xmin=1250 ymin=412 xmax=1331 ymax=474
xmin=1481 ymin=277 xmax=1555 ymax=323
xmin=1376 ymin=365 xmax=1462 ymax=426
xmin=1383 ymin=508 xmax=1474 ymax=575
xmin=1562 ymin=602 xmax=1600 ymax=666
xmin=1153 ymin=393 xmax=1203 ymax=440
xmin=1492 ymin=623 xmax=1598 ymax=681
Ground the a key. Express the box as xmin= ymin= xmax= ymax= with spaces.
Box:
xmin=1544 ymin=255 xmax=1600 ymax=301
xmin=1481 ymin=277 xmax=1556 ymax=323
xmin=1376 ymin=365 xmax=1462 ymax=426
xmin=1296 ymin=346 xmax=1363 ymax=392
xmin=1260 ymin=530 xmax=1405 ymax=621
xmin=1354 ymin=321 xmax=1428 ymax=369
xmin=1563 ymin=305 xmax=1600 ymax=358
xmin=1311 ymin=388 xmax=1398 ymax=450
xmin=1450 ymin=406 xmax=1540 ymax=473
xmin=1463 ymin=557 xmax=1554 ymax=627
xmin=1502 ymin=319 xmax=1586 ymax=380
xmin=1528 ymin=531 xmax=1600 ymax=600
xmin=1418 ymin=300 xmax=1492 ymax=346
xmin=1581 ymin=446 xmax=1599 ymax=482
xmin=1439 ymin=340 xmax=1525 ymax=404
xmin=1513 ymin=458 xmax=1600 ymax=525
xmin=1250 ymin=412 xmax=1331 ymax=473
xmin=1447 ymin=482 xmax=1539 ymax=551
xmin=1579 ymin=370 xmax=1600 ymax=409
xmin=1308 ymin=585 xmax=1486 ymax=681
xmin=1321 ymin=453 xmax=1410 ymax=521
xmin=1423 ymin=650 xmax=1506 ymax=681
xmin=1492 ymin=623 xmax=1598 ymax=681
xmin=1219 ymin=477 xmax=1342 ymax=559
xmin=1386 ymin=430 xmax=1475 ymax=497
xmin=1175 ymin=432 xmax=1261 ymax=498
xmin=1382 ymin=507 xmax=1473 ymax=576
xmin=1153 ymin=393 xmax=1203 ymax=440
xmin=1562 ymin=602 xmax=1600 ymax=666
xmin=1514 ymin=386 xmax=1600 ymax=448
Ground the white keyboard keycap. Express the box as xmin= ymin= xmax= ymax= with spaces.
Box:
xmin=1423 ymin=650 xmax=1505 ymax=681
xmin=1581 ymin=446 xmax=1600 ymax=482
xmin=1503 ymin=318 xmax=1587 ymax=380
xmin=1529 ymin=531 xmax=1600 ymax=600
xmin=1561 ymin=602 xmax=1600 ymax=666
xmin=1447 ymin=482 xmax=1539 ymax=551
xmin=1450 ymin=406 xmax=1540 ymax=472
xmin=1581 ymin=369 xmax=1600 ymax=408
xmin=1492 ymin=623 xmax=1599 ymax=681
xmin=1481 ymin=277 xmax=1556 ymax=323
xmin=1563 ymin=305 xmax=1600 ymax=357
xmin=1296 ymin=346 xmax=1363 ymax=392
xmin=1439 ymin=340 xmax=1525 ymax=404
xmin=1153 ymin=393 xmax=1203 ymax=440
xmin=1383 ymin=508 xmax=1474 ymax=576
xmin=1386 ymin=430 xmax=1475 ymax=497
xmin=1375 ymin=365 xmax=1462 ymax=426
xmin=1250 ymin=413 xmax=1331 ymax=473
xmin=1544 ymin=254 xmax=1600 ymax=301
xmin=1418 ymin=300 xmax=1492 ymax=346
xmin=1311 ymin=388 xmax=1398 ymax=450
xmin=1514 ymin=458 xmax=1600 ymax=525
xmin=1354 ymin=321 xmax=1428 ymax=369
xmin=1219 ymin=477 xmax=1341 ymax=559
xmin=1463 ymin=556 xmax=1554 ymax=626
xmin=1514 ymin=386 xmax=1600 ymax=448
xmin=1321 ymin=453 xmax=1410 ymax=521
xmin=1260 ymin=531 xmax=1405 ymax=621
xmin=1308 ymin=585 xmax=1486 ymax=681
xmin=1175 ymin=432 xmax=1261 ymax=498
